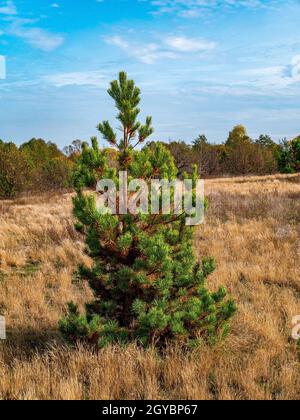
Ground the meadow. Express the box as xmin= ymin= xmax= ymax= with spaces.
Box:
xmin=0 ymin=173 xmax=299 ymax=400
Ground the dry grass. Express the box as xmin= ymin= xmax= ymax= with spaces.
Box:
xmin=0 ymin=174 xmax=299 ymax=400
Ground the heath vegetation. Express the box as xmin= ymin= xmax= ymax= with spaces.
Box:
xmin=1 ymin=126 xmax=300 ymax=200
xmin=0 ymin=173 xmax=300 ymax=399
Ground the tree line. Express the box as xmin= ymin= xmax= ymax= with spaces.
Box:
xmin=0 ymin=138 xmax=73 ymax=198
xmin=1 ymin=126 xmax=299 ymax=198
xmin=162 ymin=126 xmax=300 ymax=178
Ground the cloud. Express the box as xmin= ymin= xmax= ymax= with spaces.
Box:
xmin=243 ymin=55 xmax=300 ymax=88
xmin=6 ymin=21 xmax=64 ymax=51
xmin=0 ymin=2 xmax=64 ymax=51
xmin=106 ymin=35 xmax=177 ymax=64
xmin=44 ymin=71 xmax=107 ymax=87
xmin=8 ymin=20 xmax=64 ymax=51
xmin=0 ymin=1 xmax=17 ymax=15
xmin=1 ymin=70 xmax=107 ymax=91
xmin=148 ymin=0 xmax=291 ymax=17
xmin=165 ymin=36 xmax=215 ymax=52
xmin=192 ymin=55 xmax=300 ymax=97
xmin=106 ymin=34 xmax=215 ymax=63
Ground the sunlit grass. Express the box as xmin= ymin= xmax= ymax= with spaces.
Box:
xmin=0 ymin=174 xmax=299 ymax=400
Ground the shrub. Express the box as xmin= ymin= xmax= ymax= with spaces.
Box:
xmin=0 ymin=138 xmax=73 ymax=198
xmin=223 ymin=126 xmax=277 ymax=175
xmin=0 ymin=141 xmax=30 ymax=198
xmin=159 ymin=127 xmax=280 ymax=178
xmin=59 ymin=72 xmax=237 ymax=349
xmin=291 ymin=136 xmax=300 ymax=172
xmin=21 ymin=138 xmax=73 ymax=191
xmin=43 ymin=157 xmax=73 ymax=190
xmin=278 ymin=137 xmax=300 ymax=174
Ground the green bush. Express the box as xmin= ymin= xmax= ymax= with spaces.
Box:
xmin=59 ymin=72 xmax=237 ymax=349
xmin=278 ymin=137 xmax=300 ymax=174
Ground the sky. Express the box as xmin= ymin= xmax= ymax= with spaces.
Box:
xmin=1 ymin=0 xmax=300 ymax=148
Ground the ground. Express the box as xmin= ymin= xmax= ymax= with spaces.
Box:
xmin=0 ymin=174 xmax=299 ymax=400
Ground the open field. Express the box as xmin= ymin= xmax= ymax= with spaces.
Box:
xmin=0 ymin=174 xmax=299 ymax=400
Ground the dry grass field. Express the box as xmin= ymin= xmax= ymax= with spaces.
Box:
xmin=0 ymin=173 xmax=299 ymax=400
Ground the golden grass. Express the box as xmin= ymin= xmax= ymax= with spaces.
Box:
xmin=0 ymin=174 xmax=299 ymax=400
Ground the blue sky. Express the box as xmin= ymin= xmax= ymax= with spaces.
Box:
xmin=1 ymin=0 xmax=300 ymax=147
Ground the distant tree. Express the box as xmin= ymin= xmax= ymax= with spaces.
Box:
xmin=255 ymin=134 xmax=275 ymax=148
xmin=0 ymin=141 xmax=30 ymax=198
xmin=20 ymin=138 xmax=62 ymax=163
xmin=193 ymin=134 xmax=208 ymax=148
xmin=291 ymin=136 xmax=300 ymax=171
xmin=225 ymin=125 xmax=252 ymax=149
xmin=223 ymin=127 xmax=257 ymax=174
xmin=167 ymin=141 xmax=193 ymax=176
xmin=64 ymin=140 xmax=84 ymax=159
xmin=278 ymin=139 xmax=297 ymax=174
xmin=43 ymin=158 xmax=73 ymax=190
xmin=222 ymin=126 xmax=279 ymax=175
xmin=20 ymin=138 xmax=73 ymax=191
xmin=255 ymin=135 xmax=279 ymax=174
xmin=192 ymin=135 xmax=222 ymax=177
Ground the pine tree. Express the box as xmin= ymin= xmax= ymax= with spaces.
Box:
xmin=59 ymin=71 xmax=236 ymax=349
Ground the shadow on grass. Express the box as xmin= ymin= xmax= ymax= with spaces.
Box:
xmin=0 ymin=327 xmax=64 ymax=364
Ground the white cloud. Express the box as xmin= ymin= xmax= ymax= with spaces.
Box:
xmin=0 ymin=1 xmax=17 ymax=15
xmin=0 ymin=2 xmax=64 ymax=51
xmin=243 ymin=55 xmax=300 ymax=88
xmin=148 ymin=0 xmax=290 ymax=17
xmin=106 ymin=35 xmax=129 ymax=50
xmin=165 ymin=36 xmax=215 ymax=52
xmin=106 ymin=35 xmax=178 ymax=64
xmin=44 ymin=71 xmax=107 ymax=87
xmin=106 ymin=34 xmax=215 ymax=64
xmin=9 ymin=23 xmax=64 ymax=51
xmin=192 ymin=55 xmax=300 ymax=97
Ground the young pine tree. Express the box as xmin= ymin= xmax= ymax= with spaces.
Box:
xmin=59 ymin=72 xmax=236 ymax=349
